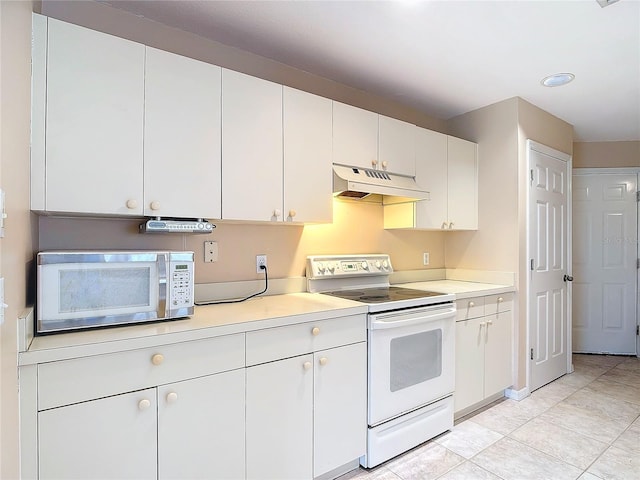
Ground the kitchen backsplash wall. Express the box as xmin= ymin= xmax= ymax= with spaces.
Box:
xmin=38 ymin=199 xmax=446 ymax=284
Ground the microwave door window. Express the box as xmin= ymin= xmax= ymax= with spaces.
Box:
xmin=55 ymin=264 xmax=159 ymax=319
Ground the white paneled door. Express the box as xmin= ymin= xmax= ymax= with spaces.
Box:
xmin=528 ymin=141 xmax=572 ymax=392
xmin=572 ymin=171 xmax=638 ymax=355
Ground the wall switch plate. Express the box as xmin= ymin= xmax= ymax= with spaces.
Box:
xmin=256 ymin=254 xmax=267 ymax=273
xmin=423 ymin=252 xmax=430 ymax=266
xmin=204 ymin=241 xmax=218 ymax=263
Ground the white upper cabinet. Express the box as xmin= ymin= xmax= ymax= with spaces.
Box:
xmin=447 ymin=136 xmax=478 ymax=230
xmin=384 ymin=130 xmax=478 ymax=231
xmin=144 ymin=47 xmax=222 ymax=219
xmin=332 ymin=102 xmax=379 ymax=170
xmin=42 ymin=18 xmax=145 ymax=215
xmin=222 ymin=69 xmax=283 ymax=222
xmin=333 ymin=102 xmax=416 ymax=176
xmin=283 ymin=87 xmax=333 ymax=224
xmin=378 ymin=115 xmax=416 ymax=176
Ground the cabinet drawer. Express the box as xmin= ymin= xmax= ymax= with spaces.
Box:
xmin=484 ymin=293 xmax=513 ymax=315
xmin=38 ymin=333 xmax=245 ymax=410
xmin=455 ymin=297 xmax=485 ymax=321
xmin=246 ymin=315 xmax=366 ymax=366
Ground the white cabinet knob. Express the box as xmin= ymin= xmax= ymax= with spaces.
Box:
xmin=449 ymin=222 xmax=454 ymax=229
xmin=303 ymin=361 xmax=312 ymax=371
xmin=479 ymin=322 xmax=486 ymax=327
xmin=319 ymin=357 xmax=328 ymax=366
xmin=150 ymin=201 xmax=161 ymax=211
xmin=468 ymin=301 xmax=475 ymax=307
xmin=288 ymin=209 xmax=296 ymax=218
xmin=442 ymin=222 xmax=448 ymax=229
xmin=498 ymin=297 xmax=504 ymax=303
xmin=166 ymin=392 xmax=178 ymax=404
xmin=487 ymin=319 xmax=494 ymax=325
xmin=273 ymin=209 xmax=282 ymax=218
xmin=151 ymin=353 xmax=164 ymax=366
xmin=138 ymin=399 xmax=151 ymax=410
xmin=371 ymin=160 xmax=378 ymax=168
xmin=381 ymin=161 xmax=388 ymax=170
xmin=126 ymin=199 xmax=138 ymax=210
xmin=311 ymin=327 xmax=320 ymax=336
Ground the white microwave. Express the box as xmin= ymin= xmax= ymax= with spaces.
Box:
xmin=36 ymin=251 xmax=194 ymax=334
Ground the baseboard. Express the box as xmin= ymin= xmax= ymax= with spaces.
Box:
xmin=504 ymin=386 xmax=530 ymax=401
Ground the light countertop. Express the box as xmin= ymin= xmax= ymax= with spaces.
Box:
xmin=397 ymin=280 xmax=515 ymax=299
xmin=20 ymin=293 xmax=367 ymax=365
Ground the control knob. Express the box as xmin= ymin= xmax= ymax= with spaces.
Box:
xmin=375 ymin=260 xmax=381 ymax=269
xmin=327 ymin=262 xmax=335 ymax=273
xmin=361 ymin=261 xmax=369 ymax=270
xmin=382 ymin=260 xmax=389 ymax=269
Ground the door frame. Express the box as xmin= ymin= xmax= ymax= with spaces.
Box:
xmin=525 ymin=140 xmax=573 ymax=390
xmin=573 ymin=167 xmax=640 ymax=358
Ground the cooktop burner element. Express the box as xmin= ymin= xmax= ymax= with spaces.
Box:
xmin=323 ymin=287 xmax=446 ymax=304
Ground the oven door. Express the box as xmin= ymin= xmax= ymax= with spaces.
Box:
xmin=368 ymin=303 xmax=455 ymax=426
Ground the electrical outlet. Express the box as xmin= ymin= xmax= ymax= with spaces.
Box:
xmin=423 ymin=252 xmax=430 ymax=266
xmin=256 ymin=254 xmax=267 ymax=273
xmin=204 ymin=241 xmax=218 ymax=263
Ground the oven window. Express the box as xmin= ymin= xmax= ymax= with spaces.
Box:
xmin=389 ymin=329 xmax=442 ymax=392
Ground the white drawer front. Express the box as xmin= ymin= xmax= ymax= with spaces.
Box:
xmin=38 ymin=333 xmax=245 ymax=410
xmin=484 ymin=293 xmax=513 ymax=315
xmin=455 ymin=297 xmax=485 ymax=321
xmin=246 ymin=315 xmax=366 ymax=366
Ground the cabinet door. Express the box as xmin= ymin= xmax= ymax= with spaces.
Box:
xmin=447 ymin=136 xmax=478 ymax=230
xmin=45 ymin=19 xmax=144 ymax=215
xmin=484 ymin=311 xmax=513 ymax=396
xmin=246 ymin=355 xmax=313 ymax=480
xmin=454 ymin=317 xmax=485 ymax=412
xmin=158 ymin=369 xmax=245 ymax=480
xmin=39 ymin=389 xmax=157 ymax=480
xmin=314 ymin=343 xmax=367 ymax=478
xmin=283 ymin=87 xmax=333 ymax=223
xmin=332 ymin=101 xmax=378 ymax=170
xmin=144 ymin=47 xmax=222 ymax=219
xmin=415 ymin=128 xmax=448 ymax=229
xmin=378 ymin=115 xmax=416 ymax=176
xmin=222 ymin=69 xmax=283 ymax=221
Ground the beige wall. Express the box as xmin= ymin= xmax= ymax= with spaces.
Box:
xmin=0 ymin=1 xmax=36 ymax=478
xmin=446 ymin=97 xmax=574 ymax=391
xmin=40 ymin=200 xmax=446 ymax=284
xmin=573 ymin=141 xmax=640 ymax=168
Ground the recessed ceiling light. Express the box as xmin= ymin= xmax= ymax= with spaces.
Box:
xmin=541 ymin=73 xmax=575 ymax=87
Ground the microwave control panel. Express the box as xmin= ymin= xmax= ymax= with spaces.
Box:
xmin=169 ymin=261 xmax=194 ymax=308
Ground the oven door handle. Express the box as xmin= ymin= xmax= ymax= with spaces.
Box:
xmin=370 ymin=307 xmax=456 ymax=330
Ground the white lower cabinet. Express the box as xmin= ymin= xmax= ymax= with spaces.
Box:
xmin=454 ymin=294 xmax=513 ymax=414
xmin=24 ymin=317 xmax=367 ymax=480
xmin=246 ymin=315 xmax=367 ymax=480
xmin=39 ymin=388 xmax=158 ymax=480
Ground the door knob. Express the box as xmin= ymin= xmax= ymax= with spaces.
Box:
xmin=563 ymin=275 xmax=574 ymax=282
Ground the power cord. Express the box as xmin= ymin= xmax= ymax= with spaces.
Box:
xmin=195 ymin=264 xmax=268 ymax=306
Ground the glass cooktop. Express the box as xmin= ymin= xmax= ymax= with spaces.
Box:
xmin=322 ymin=286 xmax=446 ymax=304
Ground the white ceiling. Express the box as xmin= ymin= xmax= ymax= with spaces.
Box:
xmin=101 ymin=0 xmax=640 ymax=142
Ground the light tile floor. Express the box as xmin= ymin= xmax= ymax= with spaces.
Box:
xmin=342 ymin=354 xmax=640 ymax=480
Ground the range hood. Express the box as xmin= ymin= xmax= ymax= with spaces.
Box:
xmin=333 ymin=164 xmax=429 ymax=204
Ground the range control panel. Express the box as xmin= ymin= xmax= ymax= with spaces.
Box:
xmin=306 ymin=254 xmax=393 ymax=279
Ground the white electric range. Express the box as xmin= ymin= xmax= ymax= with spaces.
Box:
xmin=306 ymin=254 xmax=456 ymax=468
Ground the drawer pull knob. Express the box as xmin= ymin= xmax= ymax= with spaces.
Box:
xmin=498 ymin=297 xmax=504 ymax=303
xmin=469 ymin=301 xmax=475 ymax=307
xmin=138 ymin=399 xmax=151 ymax=410
xmin=311 ymin=327 xmax=320 ymax=336
xmin=151 ymin=353 xmax=164 ymax=366
xmin=319 ymin=357 xmax=328 ymax=366
xmin=303 ymin=361 xmax=312 ymax=371
xmin=487 ymin=320 xmax=494 ymax=325
xmin=479 ymin=322 xmax=486 ymax=327
xmin=126 ymin=199 xmax=138 ymax=210
xmin=166 ymin=392 xmax=178 ymax=404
